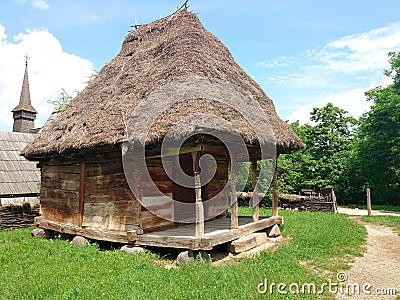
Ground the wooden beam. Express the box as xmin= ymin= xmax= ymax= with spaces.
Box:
xmin=272 ymin=161 xmax=279 ymax=217
xmin=230 ymin=161 xmax=238 ymax=229
xmin=137 ymin=216 xmax=283 ymax=250
xmin=331 ymin=189 xmax=338 ymax=213
xmin=204 ymin=216 xmax=283 ymax=248
xmin=35 ymin=217 xmax=129 ymax=243
xmin=78 ymin=162 xmax=85 ymax=227
xmin=251 ymin=160 xmax=259 ymax=222
xmin=146 ymin=143 xmax=202 ymax=159
xmin=192 ymin=151 xmax=204 ymax=237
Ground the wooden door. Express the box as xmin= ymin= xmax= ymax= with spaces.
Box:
xmin=173 ymin=153 xmax=195 ymax=223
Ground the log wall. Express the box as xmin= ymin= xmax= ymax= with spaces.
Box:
xmin=41 ymin=163 xmax=80 ymax=225
xmin=83 ymin=161 xmax=141 ymax=231
xmin=39 ymin=142 xmax=231 ymax=238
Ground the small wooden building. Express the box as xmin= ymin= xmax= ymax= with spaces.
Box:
xmin=22 ymin=10 xmax=304 ymax=250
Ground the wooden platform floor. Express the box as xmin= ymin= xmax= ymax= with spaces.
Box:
xmin=134 ymin=216 xmax=283 ymax=250
xmin=35 ymin=215 xmax=283 ymax=251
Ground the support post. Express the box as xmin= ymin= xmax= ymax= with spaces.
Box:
xmin=272 ymin=160 xmax=279 ymax=217
xmin=331 ymin=189 xmax=338 ymax=213
xmin=192 ymin=152 xmax=204 ymax=237
xmin=78 ymin=162 xmax=85 ymax=227
xmin=251 ymin=160 xmax=259 ymax=222
xmin=230 ymin=161 xmax=238 ymax=229
xmin=366 ymin=188 xmax=372 ymax=217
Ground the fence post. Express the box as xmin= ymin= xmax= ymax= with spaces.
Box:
xmin=366 ymin=188 xmax=372 ymax=217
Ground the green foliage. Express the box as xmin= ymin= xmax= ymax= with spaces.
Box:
xmin=47 ymin=71 xmax=98 ymax=113
xmin=277 ymin=104 xmax=356 ymax=202
xmin=47 ymin=88 xmax=73 ymax=113
xmin=274 ymin=52 xmax=400 ymax=206
xmin=351 ymin=52 xmax=400 ymax=205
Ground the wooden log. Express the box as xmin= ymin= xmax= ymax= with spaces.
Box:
xmin=36 ymin=217 xmax=130 ymax=243
xmin=230 ymin=161 xmax=238 ymax=229
xmin=331 ymin=189 xmax=338 ymax=213
xmin=366 ymin=188 xmax=371 ymax=217
xmin=251 ymin=160 xmax=259 ymax=222
xmin=0 ymin=203 xmax=40 ymax=229
xmin=227 ymin=232 xmax=268 ymax=253
xmin=192 ymin=151 xmax=204 ymax=237
xmin=78 ymin=162 xmax=85 ymax=227
xmin=272 ymin=162 xmax=278 ymax=217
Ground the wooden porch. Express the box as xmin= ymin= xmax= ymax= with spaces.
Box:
xmin=133 ymin=215 xmax=283 ymax=250
xmin=35 ymin=215 xmax=282 ymax=250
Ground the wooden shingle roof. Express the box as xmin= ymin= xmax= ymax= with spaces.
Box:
xmin=0 ymin=131 xmax=39 ymax=197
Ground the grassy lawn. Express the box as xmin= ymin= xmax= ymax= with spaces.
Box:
xmin=0 ymin=209 xmax=366 ymax=300
xmin=342 ymin=204 xmax=400 ymax=212
xmin=361 ymin=215 xmax=400 ymax=235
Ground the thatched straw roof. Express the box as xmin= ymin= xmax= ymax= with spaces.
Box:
xmin=22 ymin=9 xmax=304 ymax=159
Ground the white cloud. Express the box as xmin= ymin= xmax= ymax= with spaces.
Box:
xmin=89 ymin=15 xmax=99 ymax=22
xmin=0 ymin=24 xmax=94 ymax=131
xmin=32 ymin=0 xmax=49 ymax=10
xmin=262 ymin=22 xmax=400 ymax=123
xmin=286 ymin=86 xmax=374 ymax=124
xmin=311 ymin=22 xmax=400 ymax=73
xmin=18 ymin=0 xmax=50 ymax=10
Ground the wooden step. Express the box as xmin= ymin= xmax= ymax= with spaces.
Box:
xmin=227 ymin=232 xmax=268 ymax=253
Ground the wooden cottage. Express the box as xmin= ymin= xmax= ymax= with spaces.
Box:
xmin=22 ymin=10 xmax=304 ymax=250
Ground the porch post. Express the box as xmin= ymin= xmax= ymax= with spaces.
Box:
xmin=251 ymin=160 xmax=259 ymax=222
xmin=272 ymin=158 xmax=279 ymax=217
xmin=230 ymin=161 xmax=238 ymax=229
xmin=192 ymin=151 xmax=204 ymax=237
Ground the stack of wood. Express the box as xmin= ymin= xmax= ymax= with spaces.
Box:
xmin=279 ymin=194 xmax=334 ymax=212
xmin=304 ymin=200 xmax=334 ymax=212
xmin=0 ymin=202 xmax=40 ymax=229
xmin=236 ymin=192 xmax=271 ymax=208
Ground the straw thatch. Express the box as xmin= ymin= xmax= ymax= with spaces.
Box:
xmin=22 ymin=9 xmax=304 ymax=159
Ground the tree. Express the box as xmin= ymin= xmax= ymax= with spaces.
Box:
xmin=306 ymin=103 xmax=357 ymax=193
xmin=47 ymin=88 xmax=73 ymax=113
xmin=277 ymin=104 xmax=357 ymax=203
xmin=354 ymin=52 xmax=400 ymax=205
xmin=47 ymin=71 xmax=98 ymax=113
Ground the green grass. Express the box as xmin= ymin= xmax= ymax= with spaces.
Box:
xmin=0 ymin=209 xmax=367 ymax=300
xmin=361 ymin=215 xmax=400 ymax=235
xmin=341 ymin=204 xmax=400 ymax=212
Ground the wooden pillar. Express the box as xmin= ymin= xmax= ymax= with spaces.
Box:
xmin=78 ymin=162 xmax=85 ymax=227
xmin=272 ymin=160 xmax=279 ymax=217
xmin=331 ymin=189 xmax=338 ymax=213
xmin=230 ymin=161 xmax=238 ymax=229
xmin=192 ymin=151 xmax=204 ymax=237
xmin=251 ymin=160 xmax=259 ymax=222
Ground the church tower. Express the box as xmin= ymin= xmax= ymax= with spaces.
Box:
xmin=12 ymin=55 xmax=37 ymax=133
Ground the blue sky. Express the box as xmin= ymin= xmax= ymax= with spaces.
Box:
xmin=1 ymin=0 xmax=400 ymax=131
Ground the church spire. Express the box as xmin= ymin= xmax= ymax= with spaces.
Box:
xmin=12 ymin=55 xmax=37 ymax=133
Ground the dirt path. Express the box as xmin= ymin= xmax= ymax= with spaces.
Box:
xmin=336 ymin=217 xmax=400 ymax=299
xmin=337 ymin=207 xmax=400 ymax=217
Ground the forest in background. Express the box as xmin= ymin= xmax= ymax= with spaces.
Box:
xmin=273 ymin=52 xmax=400 ymax=206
